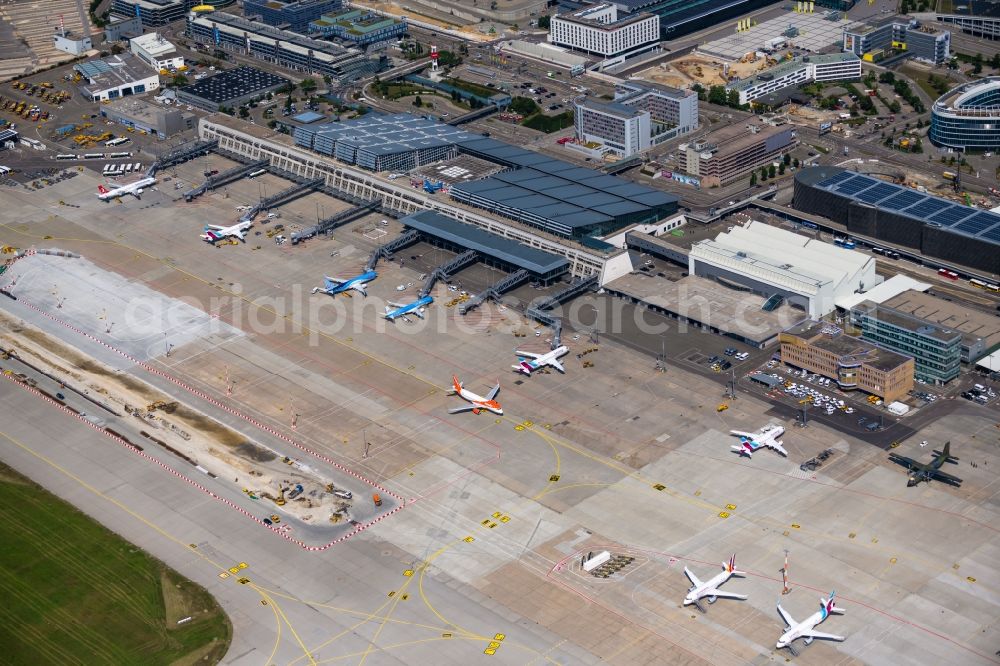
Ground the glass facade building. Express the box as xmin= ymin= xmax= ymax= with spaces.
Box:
xmin=930 ymin=78 xmax=1000 ymax=151
xmin=243 ymin=0 xmax=342 ymax=33
xmin=850 ymin=301 xmax=962 ymax=384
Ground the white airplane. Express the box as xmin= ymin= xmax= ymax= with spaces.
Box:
xmin=730 ymin=424 xmax=788 ymax=457
xmin=96 ymin=177 xmax=156 ymax=201
xmin=512 ymin=345 xmax=569 ymax=375
xmin=311 ymin=270 xmax=377 ymax=297
xmin=777 ymin=591 xmax=846 ymax=654
xmin=446 ymin=375 xmax=502 ymax=415
xmin=682 ymin=554 xmax=747 ymax=610
xmin=201 ymin=220 xmax=253 ymax=243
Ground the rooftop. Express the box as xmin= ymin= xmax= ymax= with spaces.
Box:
xmin=400 ymin=210 xmax=570 ymax=276
xmin=577 ymin=97 xmax=647 ymax=119
xmin=728 ymin=53 xmax=860 ymax=93
xmin=178 ymin=66 xmax=290 ymax=104
xmin=615 ymin=79 xmax=693 ymax=102
xmin=294 ymin=112 xmax=479 ymax=158
xmin=852 ymin=301 xmax=962 ymax=344
xmin=555 ymin=3 xmax=655 ymax=30
xmin=796 ymin=167 xmax=1000 ymax=249
xmin=130 ymin=32 xmax=177 ymax=57
xmin=411 ymin=155 xmax=505 ymax=187
xmin=835 ymin=274 xmax=931 ymax=311
xmin=75 ymin=54 xmax=155 ymax=88
xmin=106 ymin=97 xmax=188 ymax=122
xmin=605 ymin=273 xmax=801 ymax=345
xmin=783 ymin=320 xmax=913 ymax=372
xmin=882 ymin=290 xmax=1000 ymax=351
xmin=692 ymin=120 xmax=793 ymax=159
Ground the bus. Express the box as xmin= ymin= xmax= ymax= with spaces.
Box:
xmin=938 ymin=268 xmax=959 ymax=280
xmin=125 ymin=163 xmax=133 ymax=173
xmin=105 ymin=137 xmax=130 ymax=147
xmin=55 ymin=154 xmax=76 ymax=160
xmin=969 ymin=279 xmax=998 ymax=291
xmin=801 ymin=221 xmax=818 ymax=230
xmin=833 ymin=237 xmax=856 ymax=249
xmin=108 ymin=151 xmax=132 ymax=158
xmin=248 ymin=168 xmax=267 ymax=178
xmin=83 ymin=153 xmax=103 ymax=159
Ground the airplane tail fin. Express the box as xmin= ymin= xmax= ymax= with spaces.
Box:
xmin=97 ymin=185 xmax=109 ymax=194
xmin=934 ymin=441 xmax=959 ymax=464
xmin=452 ymin=375 xmax=463 ymax=393
xmin=725 ymin=554 xmax=736 ymax=573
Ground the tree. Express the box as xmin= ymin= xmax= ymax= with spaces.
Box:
xmin=760 ymin=166 xmax=768 ymax=181
xmin=238 ymin=106 xmax=249 ymax=118
xmin=413 ymin=95 xmax=423 ymax=107
xmin=750 ymin=171 xmax=757 ymax=187
xmin=992 ymin=53 xmax=1000 ymax=70
xmin=509 ymin=96 xmax=538 ymax=115
xmin=537 ymin=14 xmax=550 ymax=29
xmin=170 ymin=74 xmax=188 ymax=87
xmin=783 ymin=153 xmax=791 ymax=165
xmin=265 ymin=91 xmax=273 ymax=101
xmin=323 ymin=74 xmax=332 ymax=85
xmin=692 ymin=83 xmax=706 ymax=101
xmin=778 ymin=162 xmax=785 ymax=175
xmin=300 ymin=78 xmax=317 ymax=94
xmin=792 ymin=157 xmax=800 ymax=168
xmin=768 ymin=164 xmax=776 ymax=179
xmin=707 ymin=85 xmax=727 ymax=105
xmin=726 ymin=88 xmax=741 ymax=108
xmin=110 ymin=44 xmax=124 ymax=55
xmin=879 ymin=71 xmax=895 ymax=84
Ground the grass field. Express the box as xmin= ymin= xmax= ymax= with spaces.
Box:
xmin=0 ymin=462 xmax=231 ymax=665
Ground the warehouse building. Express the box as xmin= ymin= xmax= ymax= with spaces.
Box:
xmin=793 ymin=167 xmax=1000 ymax=274
xmin=130 ymin=32 xmax=184 ymax=71
xmin=549 ymin=3 xmax=660 ymax=62
xmin=849 ymin=301 xmax=962 ymax=384
xmin=53 ymin=31 xmax=93 ymax=56
xmin=780 ymin=319 xmax=914 ymax=402
xmin=309 ymin=10 xmax=407 ymax=47
xmin=176 ymin=66 xmax=290 ymax=111
xmin=688 ymin=221 xmax=880 ymax=318
xmin=186 ymin=11 xmax=384 ymax=83
xmin=105 ymin=15 xmax=144 ymax=42
xmin=685 ymin=119 xmax=796 ymax=187
xmin=75 ymin=54 xmax=160 ymax=102
xmin=727 ymin=53 xmax=861 ymax=105
xmin=101 ymin=98 xmax=195 ymax=138
xmin=244 ymin=0 xmax=342 ymax=33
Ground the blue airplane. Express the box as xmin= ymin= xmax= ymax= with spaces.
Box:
xmin=383 ymin=296 xmax=433 ymax=321
xmin=311 ymin=270 xmax=377 ymax=297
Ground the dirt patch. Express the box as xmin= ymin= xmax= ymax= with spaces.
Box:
xmin=234 ymin=442 xmax=277 ymax=463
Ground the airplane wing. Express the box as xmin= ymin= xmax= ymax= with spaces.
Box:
xmin=777 ymin=604 xmax=796 ymax=629
xmin=485 ymin=383 xmax=500 ymax=401
xmin=801 ymin=629 xmax=845 ymax=642
xmin=324 ymin=276 xmax=345 ymax=287
xmin=204 ymin=225 xmax=225 ymax=231
xmin=887 ymin=453 xmax=918 ymax=469
xmin=514 ymin=350 xmax=541 ymax=359
xmin=704 ymin=589 xmax=748 ymax=601
xmin=730 ymin=430 xmax=756 ymax=439
xmin=351 ymin=283 xmax=368 ymax=295
xmin=769 ymin=441 xmax=789 ymax=456
xmin=930 ymin=469 xmax=963 ymax=487
xmin=448 ymin=405 xmax=475 ymax=414
xmin=683 ymin=567 xmax=703 ymax=587
xmin=387 ymin=301 xmax=406 ymax=308
xmin=549 ymin=359 xmax=565 ymax=373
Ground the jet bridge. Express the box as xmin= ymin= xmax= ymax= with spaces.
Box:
xmin=418 ymin=249 xmax=479 ymax=298
xmin=365 ymin=228 xmax=421 ymax=271
xmin=521 ymin=274 xmax=599 ymax=348
xmin=291 ymin=199 xmax=383 ymax=244
xmin=148 ymin=139 xmax=217 ymax=176
xmin=184 ymin=160 xmax=269 ymax=202
xmin=459 ymin=269 xmax=530 ymax=315
xmin=259 ymin=177 xmax=324 ymax=211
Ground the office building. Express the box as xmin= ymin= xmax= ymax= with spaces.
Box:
xmin=130 ymin=33 xmax=184 ymax=71
xmin=549 ymin=3 xmax=660 ymax=61
xmin=309 ymin=10 xmax=407 ymax=47
xmin=793 ymin=167 xmax=1000 ymax=274
xmin=727 ymin=53 xmax=861 ymax=105
xmin=101 ymin=98 xmax=196 ymax=138
xmin=688 ymin=221 xmax=879 ymax=318
xmin=104 ymin=15 xmax=144 ymax=42
xmin=880 ymin=290 xmax=1000 ymax=364
xmin=74 ymin=55 xmax=160 ymax=102
xmin=842 ymin=17 xmax=950 ymax=65
xmin=685 ymin=119 xmax=796 ymax=187
xmin=186 ymin=12 xmax=384 ymax=83
xmin=111 ymin=0 xmax=234 ymax=27
xmin=614 ymin=80 xmax=698 ymax=134
xmin=609 ymin=0 xmax=780 ymax=39
xmin=574 ymin=99 xmax=651 ymax=158
xmin=780 ymin=320 xmax=914 ymax=401
xmin=244 ymin=0 xmax=342 ymax=33
xmin=176 ymin=66 xmax=290 ymax=111
xmin=849 ymin=301 xmax=962 ymax=384
xmin=930 ymin=78 xmax=1000 ymax=151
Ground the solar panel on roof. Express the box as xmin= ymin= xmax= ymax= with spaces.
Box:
xmin=981 ymin=226 xmax=1000 ymax=242
xmin=855 ymin=183 xmax=897 ymax=204
xmin=836 ymin=176 xmax=879 ymax=196
xmin=954 ymin=212 xmax=999 ymax=234
xmin=906 ymin=198 xmax=951 ymax=218
xmin=881 ymin=190 xmax=923 ymax=210
xmin=817 ymin=170 xmax=856 ymax=188
xmin=930 ymin=205 xmax=976 ymax=227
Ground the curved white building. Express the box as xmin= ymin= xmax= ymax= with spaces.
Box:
xmin=688 ymin=221 xmax=880 ymax=318
xmin=930 ymin=77 xmax=1000 ymax=150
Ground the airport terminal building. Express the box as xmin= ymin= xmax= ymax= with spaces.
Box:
xmin=793 ymin=167 xmax=1000 ymax=274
